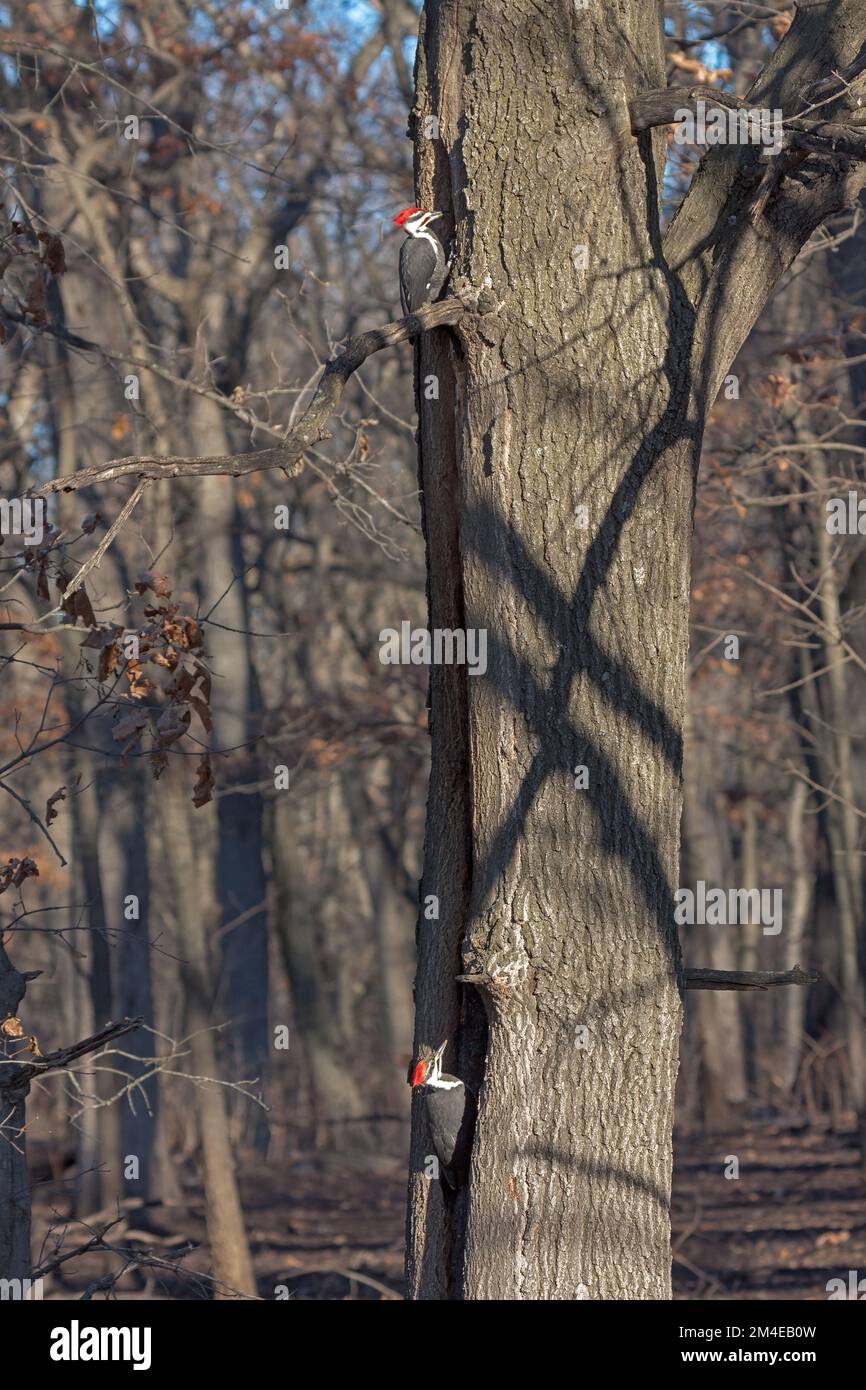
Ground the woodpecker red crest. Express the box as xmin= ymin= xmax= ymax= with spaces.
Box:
xmin=393 ymin=206 xmax=425 ymax=227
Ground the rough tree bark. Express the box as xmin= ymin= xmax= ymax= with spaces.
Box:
xmin=406 ymin=0 xmax=866 ymax=1300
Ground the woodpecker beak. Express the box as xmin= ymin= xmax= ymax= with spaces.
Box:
xmin=425 ymin=211 xmax=443 ymax=223
xmin=433 ymin=1040 xmax=448 ymax=1065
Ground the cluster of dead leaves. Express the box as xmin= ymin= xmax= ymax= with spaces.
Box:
xmin=0 ymin=222 xmax=66 ymax=339
xmin=123 ymin=596 xmax=212 ymax=804
xmin=56 ymin=570 xmax=97 ymax=627
xmin=20 ymin=521 xmax=91 ymax=615
xmin=15 ymin=523 xmax=215 ymax=809
xmin=76 ymin=571 xmax=216 ymax=808
xmin=0 ymin=857 xmax=39 ymax=896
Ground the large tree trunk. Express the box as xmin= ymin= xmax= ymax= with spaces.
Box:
xmin=405 ymin=0 xmax=866 ymax=1302
xmin=407 ymin=0 xmax=690 ymax=1300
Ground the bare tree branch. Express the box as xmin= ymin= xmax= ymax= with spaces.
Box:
xmin=1 ymin=1017 xmax=143 ymax=1084
xmin=684 ymin=965 xmax=819 ymax=992
xmin=630 ymin=85 xmax=866 ymax=164
xmin=32 ymin=297 xmax=470 ymax=499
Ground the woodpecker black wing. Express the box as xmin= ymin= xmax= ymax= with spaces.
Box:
xmin=399 ymin=240 xmax=412 ymax=315
xmin=425 ymin=1079 xmax=476 ymax=1188
xmin=399 ymin=232 xmax=447 ymax=315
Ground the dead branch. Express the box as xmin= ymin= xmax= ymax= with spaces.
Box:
xmin=629 ymin=87 xmax=866 ymax=164
xmin=0 ymin=1016 xmax=143 ymax=1084
xmin=684 ymin=965 xmax=819 ymax=992
xmin=31 ymin=297 xmax=470 ymax=499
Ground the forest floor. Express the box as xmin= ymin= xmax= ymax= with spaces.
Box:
xmin=30 ymin=1119 xmax=866 ymax=1299
xmin=671 ymin=1120 xmax=866 ymax=1299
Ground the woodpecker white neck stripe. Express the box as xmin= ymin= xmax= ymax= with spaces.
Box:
xmin=405 ymin=215 xmax=441 ymax=258
xmin=427 ymin=1075 xmax=461 ymax=1090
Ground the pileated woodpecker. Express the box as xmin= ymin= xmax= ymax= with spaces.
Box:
xmin=393 ymin=207 xmax=448 ymax=315
xmin=410 ymin=1040 xmax=474 ymax=1189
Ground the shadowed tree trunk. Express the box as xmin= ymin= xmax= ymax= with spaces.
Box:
xmin=269 ymin=795 xmax=368 ymax=1144
xmin=70 ymin=767 xmax=123 ymax=1214
xmin=49 ymin=358 xmax=125 ymax=1215
xmin=196 ymin=406 xmax=269 ymax=1140
xmin=406 ymin=0 xmax=866 ymax=1301
xmin=0 ymin=945 xmax=30 ymax=1282
xmin=102 ymin=779 xmax=156 ymax=1205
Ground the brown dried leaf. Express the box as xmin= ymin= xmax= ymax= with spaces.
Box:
xmin=125 ymin=660 xmax=153 ymax=700
xmin=188 ymin=665 xmax=212 ymax=729
xmin=167 ymin=667 xmax=195 ymax=700
xmin=99 ymin=642 xmax=120 ymax=682
xmin=61 ymin=584 xmax=96 ymax=628
xmin=134 ymin=571 xmax=172 ymax=598
xmin=192 ymin=753 xmax=214 ymax=808
xmin=770 ymin=10 xmax=793 ymax=40
xmin=113 ymin=708 xmax=149 ymax=746
xmin=155 ymin=704 xmax=191 ymax=747
xmin=46 ymin=785 xmax=66 ymax=826
xmin=165 ymin=616 xmax=202 ymax=650
xmin=80 ymin=623 xmax=124 ymax=651
xmin=762 ymin=372 xmax=798 ymax=410
xmin=149 ymin=646 xmax=179 ymax=670
xmin=37 ymin=231 xmax=67 ymax=275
